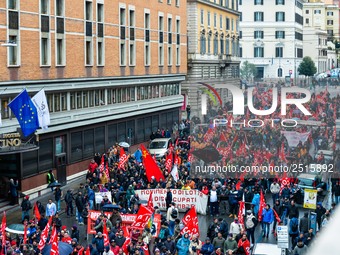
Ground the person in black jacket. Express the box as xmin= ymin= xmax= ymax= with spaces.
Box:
xmin=299 ymin=212 xmax=309 ymax=234
xmin=163 ymin=236 xmax=176 ymax=254
xmin=75 ymin=192 xmax=85 ymax=225
xmin=315 ymin=202 xmax=326 ymax=230
xmin=165 ymin=189 xmax=173 ymax=209
xmin=273 ymin=199 xmax=283 ymax=232
xmin=288 ymin=200 xmax=299 ymax=219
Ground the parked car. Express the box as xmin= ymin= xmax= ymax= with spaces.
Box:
xmin=148 ymin=138 xmax=172 ymax=159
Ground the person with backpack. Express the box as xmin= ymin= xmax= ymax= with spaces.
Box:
xmin=244 ymin=210 xmax=257 ymax=244
xmin=289 ymin=217 xmax=299 ymax=247
xmin=158 ymin=222 xmax=170 ymax=242
xmin=166 ymin=202 xmax=178 ymax=236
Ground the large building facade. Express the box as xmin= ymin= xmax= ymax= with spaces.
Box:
xmin=182 ymin=0 xmax=240 ymax=121
xmin=239 ymin=0 xmax=304 ymax=82
xmin=0 ymin=0 xmax=187 ymax=201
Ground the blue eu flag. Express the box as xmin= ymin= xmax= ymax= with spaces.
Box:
xmin=8 ymin=89 xmax=39 ymax=137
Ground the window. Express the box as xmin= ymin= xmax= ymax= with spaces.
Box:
xmin=71 ymin=132 xmax=82 ymax=162
xmin=8 ymin=0 xmax=17 ymax=9
xmin=120 ymin=8 xmax=126 ymax=66
xmin=159 ymin=14 xmax=164 ymax=66
xmin=56 ymin=38 xmax=65 ymax=65
xmin=305 ymin=18 xmax=309 ymax=24
xmin=297 ymin=48 xmax=303 ymax=58
xmin=97 ymin=3 xmax=103 ymax=22
xmin=327 ymin=11 xmax=333 ymax=16
xmin=314 ymin=10 xmax=321 ymax=14
xmin=213 ymin=35 xmax=218 ymax=55
xmin=214 ymin=13 xmax=217 ymax=28
xmin=145 ymin=12 xmax=150 ymax=41
xmin=41 ymin=37 xmax=50 ymax=66
xmin=86 ymin=40 xmax=93 ymax=65
xmin=145 ymin=11 xmax=151 ymax=66
xmin=176 ymin=19 xmax=180 ymax=65
xmin=207 ymin=35 xmax=211 ymax=54
xmin=168 ymin=46 xmax=172 ymax=66
xmin=129 ymin=9 xmax=135 ymax=66
xmin=40 ymin=0 xmax=49 ymax=14
xmin=220 ymin=15 xmax=222 ymax=29
xmin=8 ymin=35 xmax=18 ymax=66
xmin=239 ymin=47 xmax=242 ymax=57
xmin=254 ymin=0 xmax=263 ymax=5
xmin=220 ymin=38 xmax=224 ymax=54
xmin=97 ymin=41 xmax=103 ymax=65
xmin=208 ymin=12 xmax=211 ymax=26
xmin=254 ymin=30 xmax=263 ymax=39
xmin=327 ymin=20 xmax=334 ymax=25
xmin=254 ymin=12 xmax=263 ymax=21
xmin=167 ymin=0 xmax=171 ymax=4
xmin=159 ymin=45 xmax=164 ymax=66
xmin=226 ymin=18 xmax=230 ymax=30
xmin=145 ymin=44 xmax=150 ymax=66
xmin=85 ymin=1 xmax=92 ymax=21
xmin=275 ymin=31 xmax=285 ymax=39
xmin=56 ymin=0 xmax=63 ymax=16
xmin=276 ymin=0 xmax=284 ymax=4
xmin=275 ymin=47 xmax=283 ymax=58
xmin=176 ymin=46 xmax=180 ymax=65
xmin=254 ymin=47 xmax=264 ymax=57
xmin=225 ymin=38 xmax=230 ymax=55
xmin=226 ymin=0 xmax=229 ymax=8
xmin=278 ymin=68 xmax=283 ymax=77
xmin=200 ymin=35 xmax=206 ymax=54
xmin=276 ymin=12 xmax=285 ymax=22
xmin=295 ymin=32 xmax=303 ymax=41
xmin=305 ymin=10 xmax=309 ymax=14
xmin=176 ymin=0 xmax=179 ymax=6
xmin=200 ymin=9 xmax=204 ymax=25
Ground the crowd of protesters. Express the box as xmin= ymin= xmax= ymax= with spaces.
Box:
xmin=1 ymin=85 xmax=339 ymax=255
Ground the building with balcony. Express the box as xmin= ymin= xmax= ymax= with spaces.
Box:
xmin=0 ymin=0 xmax=187 ymax=202
xmin=239 ymin=0 xmax=304 ymax=82
xmin=182 ymin=0 xmax=241 ymax=121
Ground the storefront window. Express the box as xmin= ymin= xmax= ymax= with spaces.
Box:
xmin=95 ymin=126 xmax=105 ymax=153
xmin=71 ymin=132 xmax=82 ymax=162
xmin=117 ymin=122 xmax=126 ymax=143
xmin=55 ymin=136 xmax=66 ymax=155
xmin=0 ymin=98 xmax=10 ymax=119
xmin=23 ymin=150 xmax=38 ymax=177
xmin=136 ymin=118 xmax=144 ymax=143
xmin=84 ymin=129 xmax=94 ymax=157
xmin=108 ymin=124 xmax=117 ymax=145
xmin=39 ymin=138 xmax=53 ymax=171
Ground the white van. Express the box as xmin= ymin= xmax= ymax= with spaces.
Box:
xmin=148 ymin=138 xmax=172 ymax=159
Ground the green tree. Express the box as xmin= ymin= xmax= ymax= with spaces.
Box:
xmin=297 ymin=56 xmax=317 ymax=78
xmin=240 ymin=61 xmax=257 ymax=82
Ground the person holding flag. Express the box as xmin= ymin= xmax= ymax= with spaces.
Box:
xmin=237 ymin=233 xmax=250 ymax=255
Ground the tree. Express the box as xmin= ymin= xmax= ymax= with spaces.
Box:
xmin=297 ymin=56 xmax=317 ymax=78
xmin=240 ymin=61 xmax=257 ymax=82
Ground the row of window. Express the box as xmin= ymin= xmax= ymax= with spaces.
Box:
xmin=0 ymin=84 xmax=180 ymax=118
xmin=200 ymin=10 xmax=239 ymax=32
xmin=212 ymin=0 xmax=238 ymax=11
xmin=159 ymin=0 xmax=180 ymax=6
xmin=251 ymin=47 xmax=303 ymax=58
xmin=200 ymin=36 xmax=239 ymax=56
xmin=305 ymin=10 xmax=334 ymax=15
xmin=240 ymin=31 xmax=302 ymax=41
xmin=254 ymin=12 xmax=285 ymax=22
xmin=251 ymin=0 xmax=285 ymax=5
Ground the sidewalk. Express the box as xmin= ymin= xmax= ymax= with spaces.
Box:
xmin=3 ymin=175 xmax=86 ymax=225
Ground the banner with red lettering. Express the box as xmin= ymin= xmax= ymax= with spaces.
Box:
xmin=87 ymin=211 xmax=130 ymax=234
xmin=135 ymin=189 xmax=208 ymax=215
xmin=181 ymin=206 xmax=199 ymax=237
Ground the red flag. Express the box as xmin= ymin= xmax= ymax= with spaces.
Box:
xmin=273 ymin=208 xmax=281 ymax=224
xmin=122 ymin=236 xmax=131 ymax=254
xmin=165 ymin=151 xmax=173 ymax=173
xmin=102 ymin=219 xmax=110 ymax=247
xmin=1 ymin=212 xmax=6 ymax=254
xmin=85 ymin=246 xmax=90 ymax=255
xmin=34 ymin=202 xmax=41 ymax=221
xmin=147 ymin=192 xmax=154 ymax=209
xmin=142 ymin=243 xmax=150 ymax=255
xmin=235 ymin=181 xmax=242 ymax=190
xmin=219 ymin=132 xmax=227 ymax=142
xmin=140 ymin=144 xmax=165 ymax=182
xmin=122 ymin=226 xmax=130 ymax=238
xmin=181 ymin=206 xmax=200 ymax=237
xmin=131 ymin=205 xmax=153 ymax=229
xmin=118 ymin=147 xmax=129 ymax=170
xmin=77 ymin=247 xmax=84 ymax=255
xmin=23 ymin=221 xmax=28 ymax=244
xmin=38 ymin=216 xmax=53 ymax=250
xmin=258 ymin=190 xmax=266 ymax=222
xmin=50 ymin=227 xmax=59 ymax=255
xmin=188 ymin=152 xmax=192 ymax=162
xmin=238 ymin=201 xmax=245 ymax=227
xmin=203 ymin=128 xmax=214 ymax=142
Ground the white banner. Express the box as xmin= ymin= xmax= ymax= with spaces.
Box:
xmin=135 ymin=189 xmax=208 ymax=215
xmin=95 ymin=191 xmax=112 ymax=204
xmin=303 ymin=189 xmax=317 ymax=210
xmin=281 ymin=131 xmax=310 ymax=147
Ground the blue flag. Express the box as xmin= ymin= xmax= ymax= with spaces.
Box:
xmin=8 ymin=89 xmax=39 ymax=137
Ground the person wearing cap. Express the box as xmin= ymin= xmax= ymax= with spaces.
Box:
xmin=224 ymin=233 xmax=238 ymax=254
xmin=71 ymin=238 xmax=78 ymax=248
xmin=315 ymin=202 xmax=326 ymax=230
xmin=110 ymin=239 xmax=120 ymax=255
xmin=292 ymin=237 xmax=308 ymax=255
xmin=200 ymin=238 xmax=214 ymax=255
xmin=71 ymin=225 xmax=79 ymax=243
xmin=21 ymin=195 xmax=32 ymax=222
xmin=92 ymin=232 xmax=105 ymax=254
xmin=230 ymin=217 xmax=242 ymax=238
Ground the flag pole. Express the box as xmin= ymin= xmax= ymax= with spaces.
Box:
xmin=0 ymin=88 xmax=7 ymax=95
